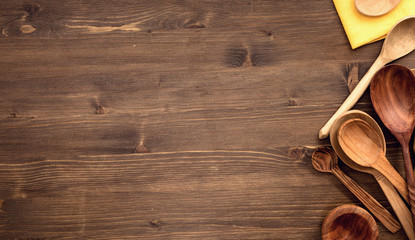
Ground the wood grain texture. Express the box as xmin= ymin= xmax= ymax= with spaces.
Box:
xmin=0 ymin=151 xmax=328 ymax=239
xmin=0 ymin=0 xmax=415 ymax=239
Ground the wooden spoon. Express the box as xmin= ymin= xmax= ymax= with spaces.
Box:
xmin=370 ymin=64 xmax=415 ymax=230
xmin=319 ymin=16 xmax=415 ymax=139
xmin=355 ymin=0 xmax=400 ymax=17
xmin=322 ymin=205 xmax=379 ymax=240
xmin=331 ymin=110 xmax=414 ymax=239
xmin=312 ymin=146 xmax=401 ymax=233
xmin=338 ymin=118 xmax=408 ymax=201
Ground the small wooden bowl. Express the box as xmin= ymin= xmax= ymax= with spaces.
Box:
xmin=322 ymin=205 xmax=379 ymax=240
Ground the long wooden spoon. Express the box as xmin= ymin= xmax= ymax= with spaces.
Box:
xmin=319 ymin=16 xmax=415 ymax=139
xmin=312 ymin=146 xmax=401 ymax=233
xmin=370 ymin=64 xmax=415 ymax=230
xmin=331 ymin=110 xmax=414 ymax=239
xmin=355 ymin=0 xmax=400 ymax=17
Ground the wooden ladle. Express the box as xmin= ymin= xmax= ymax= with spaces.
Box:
xmin=319 ymin=16 xmax=415 ymax=139
xmin=312 ymin=146 xmax=400 ymax=233
xmin=355 ymin=0 xmax=400 ymax=17
xmin=331 ymin=110 xmax=414 ymax=239
xmin=370 ymin=64 xmax=415 ymax=230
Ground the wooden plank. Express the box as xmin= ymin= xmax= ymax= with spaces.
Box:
xmin=0 ymin=28 xmax=378 ymax=160
xmin=0 ymin=151 xmax=404 ymax=239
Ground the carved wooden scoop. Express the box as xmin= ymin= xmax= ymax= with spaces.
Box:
xmin=370 ymin=64 xmax=415 ymax=230
xmin=319 ymin=16 xmax=415 ymax=139
xmin=312 ymin=146 xmax=400 ymax=232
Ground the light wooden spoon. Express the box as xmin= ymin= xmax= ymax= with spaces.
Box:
xmin=331 ymin=110 xmax=414 ymax=239
xmin=355 ymin=0 xmax=400 ymax=17
xmin=312 ymin=146 xmax=400 ymax=233
xmin=338 ymin=118 xmax=408 ymax=200
xmin=319 ymin=16 xmax=415 ymax=139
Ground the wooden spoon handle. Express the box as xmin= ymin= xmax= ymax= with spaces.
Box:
xmin=318 ymin=57 xmax=385 ymax=139
xmin=375 ymin=173 xmax=415 ymax=240
xmin=332 ymin=167 xmax=400 ymax=232
xmin=402 ymin=144 xmax=415 ymax=231
xmin=373 ymin=155 xmax=409 ymax=203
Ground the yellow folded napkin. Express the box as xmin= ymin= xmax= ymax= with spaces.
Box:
xmin=333 ymin=0 xmax=415 ymax=49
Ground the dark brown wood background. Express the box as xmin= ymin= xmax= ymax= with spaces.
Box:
xmin=1 ymin=0 xmax=414 ymax=239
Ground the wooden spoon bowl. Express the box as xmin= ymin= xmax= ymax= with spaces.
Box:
xmin=322 ymin=205 xmax=379 ymax=240
xmin=355 ymin=0 xmax=401 ymax=17
xmin=330 ymin=110 xmax=386 ymax=170
xmin=371 ymin=64 xmax=415 ymax=135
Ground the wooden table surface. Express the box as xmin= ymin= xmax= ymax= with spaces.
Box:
xmin=1 ymin=0 xmax=415 ymax=239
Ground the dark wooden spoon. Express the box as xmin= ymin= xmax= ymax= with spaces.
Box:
xmin=370 ymin=64 xmax=415 ymax=230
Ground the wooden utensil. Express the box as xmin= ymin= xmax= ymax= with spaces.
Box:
xmin=319 ymin=16 xmax=415 ymax=139
xmin=322 ymin=204 xmax=379 ymax=240
xmin=355 ymin=0 xmax=400 ymax=16
xmin=331 ymin=110 xmax=415 ymax=239
xmin=338 ymin=118 xmax=408 ymax=199
xmin=312 ymin=146 xmax=400 ymax=233
xmin=370 ymin=64 xmax=415 ymax=230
